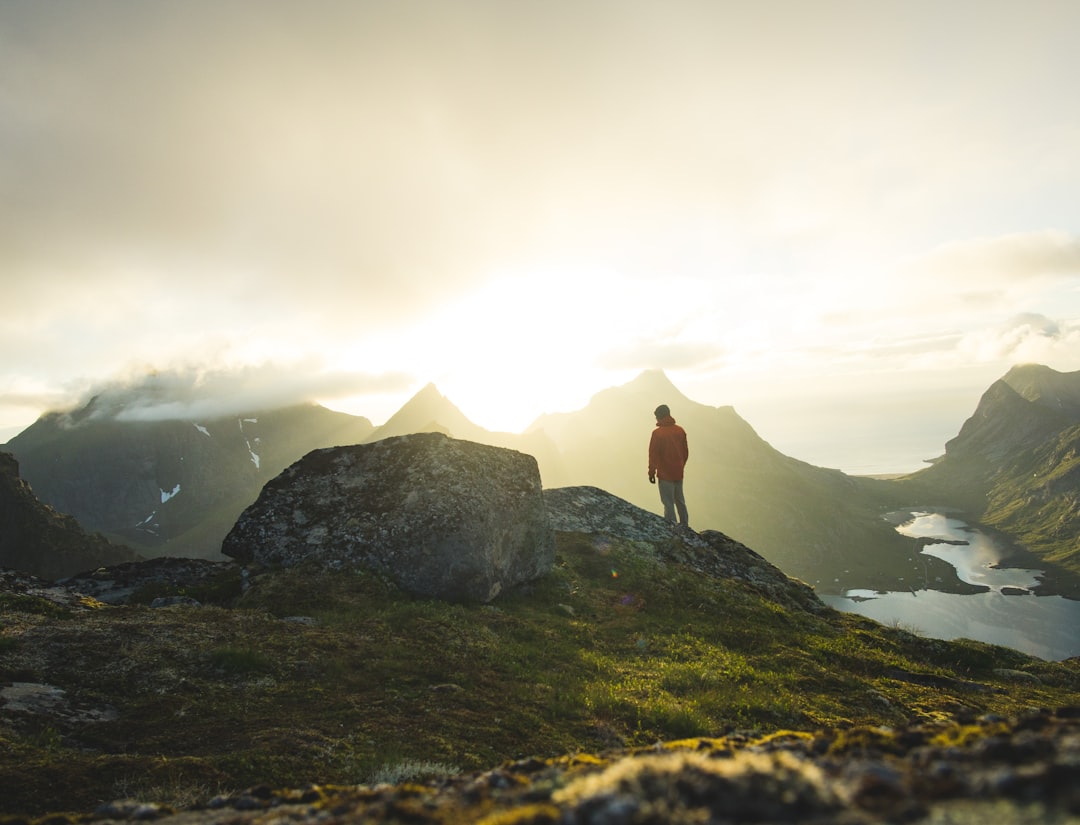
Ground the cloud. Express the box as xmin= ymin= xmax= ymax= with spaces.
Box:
xmin=5 ymin=1 xmax=1080 ymax=460
xmin=796 ymin=231 xmax=1080 ymax=355
xmin=596 ymin=337 xmax=726 ymax=374
xmin=902 ymin=231 xmax=1080 ymax=291
xmin=956 ymin=313 xmax=1080 ymax=363
xmin=56 ymin=363 xmax=413 ymax=425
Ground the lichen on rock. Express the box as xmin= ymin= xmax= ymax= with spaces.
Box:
xmin=222 ymin=433 xmax=554 ymax=602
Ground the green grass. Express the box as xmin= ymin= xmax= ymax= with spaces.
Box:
xmin=1 ymin=531 xmax=1077 ymax=817
xmin=207 ymin=647 xmax=274 ymax=676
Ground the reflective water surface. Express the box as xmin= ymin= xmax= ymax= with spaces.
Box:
xmin=821 ymin=512 xmax=1080 ymax=660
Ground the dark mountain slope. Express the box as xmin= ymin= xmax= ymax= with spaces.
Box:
xmin=0 ymin=451 xmax=137 ymax=577
xmin=5 ymin=402 xmax=375 ymax=560
xmin=529 ymin=370 xmax=925 ymax=592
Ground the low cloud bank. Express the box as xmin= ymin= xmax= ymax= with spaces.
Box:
xmin=59 ymin=363 xmax=412 ymax=425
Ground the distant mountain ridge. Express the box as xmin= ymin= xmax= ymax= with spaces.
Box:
xmin=7 ymin=363 xmax=1080 ymax=591
xmin=364 ymin=383 xmax=566 ymax=476
xmin=5 ymin=402 xmax=377 ymax=562
xmin=526 ymin=370 xmax=927 ymax=591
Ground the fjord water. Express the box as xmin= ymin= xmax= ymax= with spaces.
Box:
xmin=822 ymin=512 xmax=1080 ymax=660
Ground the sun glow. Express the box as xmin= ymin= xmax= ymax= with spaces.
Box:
xmin=434 ymin=268 xmax=653 ymax=431
xmin=340 ymin=267 xmax=654 ymax=431
xmin=324 ymin=263 xmax=813 ymax=432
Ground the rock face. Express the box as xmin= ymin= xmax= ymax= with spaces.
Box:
xmin=545 ymin=485 xmax=825 ymax=614
xmin=0 ymin=451 xmax=138 ymax=579
xmin=222 ymin=433 xmax=554 ymax=602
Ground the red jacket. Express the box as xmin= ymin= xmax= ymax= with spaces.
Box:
xmin=649 ymin=416 xmax=689 ymax=481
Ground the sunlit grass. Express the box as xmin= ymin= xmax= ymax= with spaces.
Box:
xmin=1 ymin=531 xmax=1077 ymax=817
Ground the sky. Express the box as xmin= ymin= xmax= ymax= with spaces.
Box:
xmin=3 ymin=0 xmax=1080 ymax=474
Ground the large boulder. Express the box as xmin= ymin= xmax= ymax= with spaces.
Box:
xmin=222 ymin=433 xmax=554 ymax=602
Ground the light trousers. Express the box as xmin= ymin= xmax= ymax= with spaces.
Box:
xmin=658 ymin=479 xmax=689 ymax=526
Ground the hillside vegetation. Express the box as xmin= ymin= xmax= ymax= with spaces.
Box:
xmin=902 ymin=366 xmax=1080 ymax=588
xmin=2 ymin=530 xmax=1077 ymax=818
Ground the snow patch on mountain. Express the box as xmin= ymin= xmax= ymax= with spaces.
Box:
xmin=135 ymin=511 xmax=159 ymax=535
xmin=238 ymin=418 xmax=261 ymax=468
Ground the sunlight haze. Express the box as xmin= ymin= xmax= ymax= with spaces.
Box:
xmin=3 ymin=1 xmax=1080 ymax=474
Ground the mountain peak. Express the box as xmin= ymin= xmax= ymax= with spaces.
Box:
xmin=1003 ymin=363 xmax=1059 ymax=393
xmin=625 ymin=369 xmax=680 ymax=393
xmin=608 ymin=370 xmax=694 ymax=410
xmin=368 ymin=383 xmax=480 ymax=441
xmin=413 ymin=382 xmax=447 ymax=402
xmin=1001 ymin=363 xmax=1080 ymax=417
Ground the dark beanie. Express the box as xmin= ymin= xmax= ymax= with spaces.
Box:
xmin=654 ymin=404 xmax=670 ymax=418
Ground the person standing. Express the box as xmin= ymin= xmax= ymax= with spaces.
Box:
xmin=648 ymin=404 xmax=689 ymax=527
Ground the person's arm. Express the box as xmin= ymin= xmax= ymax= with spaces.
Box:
xmin=648 ymin=432 xmax=658 ymax=483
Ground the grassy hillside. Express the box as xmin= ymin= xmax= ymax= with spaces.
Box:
xmin=896 ymin=368 xmax=1080 ymax=588
xmin=2 ymin=531 xmax=1077 ymax=818
xmin=978 ymin=422 xmax=1080 ymax=575
xmin=898 ymin=424 xmax=1080 ymax=593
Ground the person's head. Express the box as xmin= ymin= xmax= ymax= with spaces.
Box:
xmin=654 ymin=404 xmax=670 ymax=420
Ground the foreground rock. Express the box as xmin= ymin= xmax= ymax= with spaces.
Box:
xmin=545 ymin=485 xmax=825 ymax=614
xmin=222 ymin=434 xmax=554 ymax=602
xmin=89 ymin=707 xmax=1080 ymax=825
xmin=59 ymin=557 xmax=242 ymax=605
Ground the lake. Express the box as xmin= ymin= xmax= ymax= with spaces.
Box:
xmin=821 ymin=511 xmax=1080 ymax=661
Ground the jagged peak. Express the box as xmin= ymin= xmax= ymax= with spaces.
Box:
xmin=1002 ymin=363 xmax=1060 ymax=397
xmin=1000 ymin=363 xmax=1080 ymax=417
xmin=412 ymin=382 xmax=447 ymax=401
xmin=395 ymin=382 xmax=462 ymax=416
xmin=366 ymin=382 xmax=484 ymax=442
xmin=1003 ymin=363 xmax=1058 ymax=380
xmin=622 ymin=369 xmax=683 ymax=395
xmin=582 ymin=369 xmax=694 ymax=411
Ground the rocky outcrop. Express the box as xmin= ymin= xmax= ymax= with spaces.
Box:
xmin=544 ymin=484 xmax=701 ymax=544
xmin=222 ymin=433 xmax=554 ymax=602
xmin=0 ymin=451 xmax=138 ymax=579
xmin=545 ymin=485 xmax=825 ymax=614
xmin=59 ymin=557 xmax=243 ymax=605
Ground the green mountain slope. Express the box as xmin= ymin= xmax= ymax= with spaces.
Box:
xmin=908 ymin=364 xmax=1080 ymax=584
xmin=975 ymin=423 xmax=1080 ymax=572
xmin=2 ymin=528 xmax=1075 ymax=818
